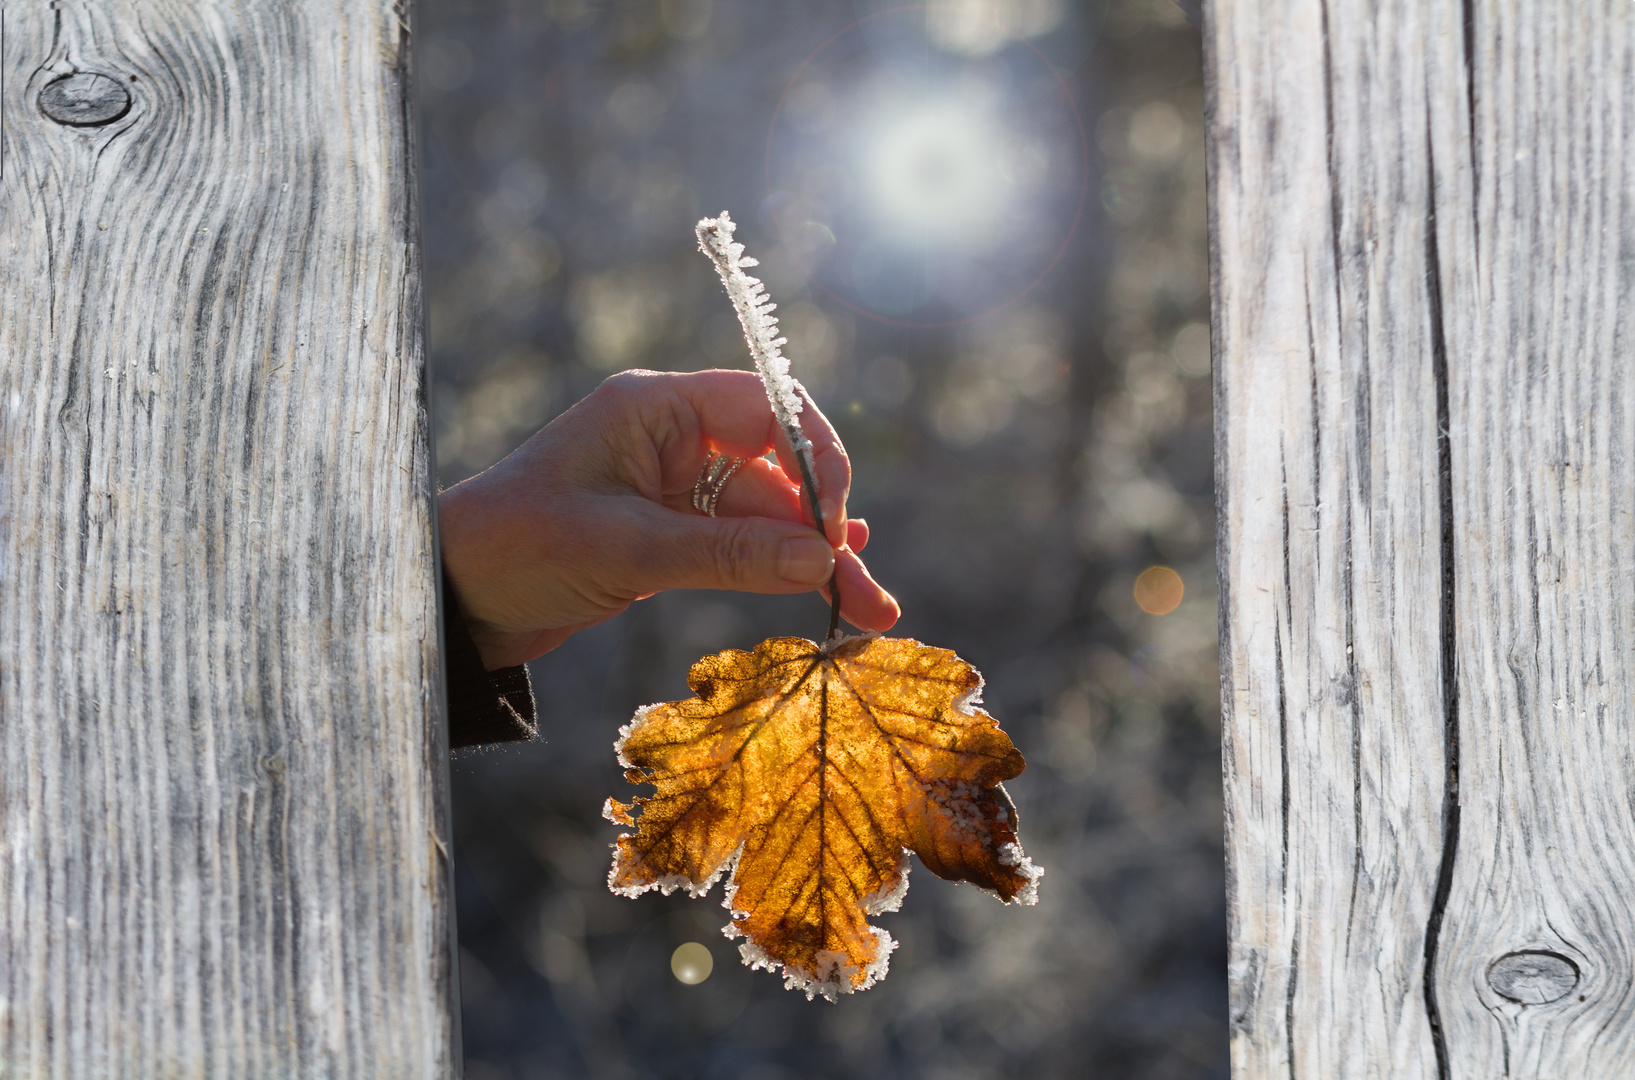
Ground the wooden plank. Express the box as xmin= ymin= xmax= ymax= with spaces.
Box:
xmin=0 ymin=3 xmax=457 ymax=1075
xmin=1437 ymin=4 xmax=1635 ymax=1074
xmin=1209 ymin=2 xmax=1455 ymax=1074
xmin=1211 ymin=0 xmax=1635 ymax=1075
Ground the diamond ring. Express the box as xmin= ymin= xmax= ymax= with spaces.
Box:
xmin=691 ymin=450 xmax=745 ymax=517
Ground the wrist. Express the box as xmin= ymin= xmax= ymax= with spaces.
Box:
xmin=439 ymin=478 xmax=521 ymax=668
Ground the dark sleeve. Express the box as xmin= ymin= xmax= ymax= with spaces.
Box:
xmin=442 ymin=565 xmax=537 ymax=750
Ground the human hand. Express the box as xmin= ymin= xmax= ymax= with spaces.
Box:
xmin=438 ymin=368 xmax=901 ymax=670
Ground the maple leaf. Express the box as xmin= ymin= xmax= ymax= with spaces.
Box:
xmin=604 ymin=634 xmax=1042 ymax=1001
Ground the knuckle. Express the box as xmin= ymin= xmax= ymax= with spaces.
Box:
xmin=714 ymin=523 xmax=764 ymax=587
xmin=816 ymin=442 xmax=851 ymax=489
xmin=815 ymin=432 xmax=849 ymax=464
xmin=595 ymin=369 xmax=657 ymax=404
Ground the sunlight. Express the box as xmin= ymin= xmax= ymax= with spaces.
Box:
xmin=862 ymin=100 xmax=1006 ymax=243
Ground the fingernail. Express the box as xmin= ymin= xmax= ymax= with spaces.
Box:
xmin=779 ymin=536 xmax=834 ymax=584
xmin=818 ymin=498 xmax=837 ymax=521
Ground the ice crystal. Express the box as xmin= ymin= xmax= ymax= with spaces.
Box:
xmin=695 ymin=212 xmax=815 ymax=478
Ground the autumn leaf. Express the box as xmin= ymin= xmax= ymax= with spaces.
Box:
xmin=604 ymin=634 xmax=1042 ymax=1001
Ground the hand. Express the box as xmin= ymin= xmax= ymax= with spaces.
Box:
xmin=438 ymin=368 xmax=901 ymax=669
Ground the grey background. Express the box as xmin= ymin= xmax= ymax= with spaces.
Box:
xmin=418 ymin=1 xmax=1223 ymax=1076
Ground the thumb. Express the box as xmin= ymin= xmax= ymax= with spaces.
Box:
xmin=631 ymin=507 xmax=836 ymax=596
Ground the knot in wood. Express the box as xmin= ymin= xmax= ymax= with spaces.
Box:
xmin=38 ymin=73 xmax=131 ymax=127
xmin=1487 ymin=950 xmax=1580 ymax=1005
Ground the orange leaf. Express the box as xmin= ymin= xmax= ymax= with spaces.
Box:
xmin=604 ymin=635 xmax=1041 ymax=1001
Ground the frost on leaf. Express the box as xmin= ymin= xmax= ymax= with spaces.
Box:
xmin=606 ymin=635 xmax=1040 ymax=1001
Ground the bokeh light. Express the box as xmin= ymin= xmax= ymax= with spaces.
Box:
xmin=670 ymin=941 xmax=715 ymax=985
xmin=1134 ymin=565 xmax=1185 ymax=615
xmin=924 ymin=0 xmax=1069 ymax=56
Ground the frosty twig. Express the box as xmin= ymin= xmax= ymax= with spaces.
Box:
xmin=695 ymin=213 xmax=809 ymax=466
xmin=696 ymin=211 xmax=841 ymax=641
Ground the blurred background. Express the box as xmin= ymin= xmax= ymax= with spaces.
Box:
xmin=418 ymin=1 xmax=1221 ymax=1076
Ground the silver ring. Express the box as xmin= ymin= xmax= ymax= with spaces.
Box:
xmin=691 ymin=451 xmax=745 ymax=517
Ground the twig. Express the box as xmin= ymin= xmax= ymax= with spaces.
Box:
xmin=696 ymin=212 xmax=842 ymax=642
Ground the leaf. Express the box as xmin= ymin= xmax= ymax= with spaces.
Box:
xmin=604 ymin=635 xmax=1042 ymax=1001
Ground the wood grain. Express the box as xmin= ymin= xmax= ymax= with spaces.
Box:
xmin=0 ymin=3 xmax=457 ymax=1075
xmin=1210 ymin=1 xmax=1635 ymax=1076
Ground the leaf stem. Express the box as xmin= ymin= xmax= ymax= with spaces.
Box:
xmin=792 ymin=450 xmax=842 ymax=645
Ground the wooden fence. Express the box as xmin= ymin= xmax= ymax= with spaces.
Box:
xmin=0 ymin=3 xmax=457 ymax=1075
xmin=1213 ymin=1 xmax=1635 ymax=1076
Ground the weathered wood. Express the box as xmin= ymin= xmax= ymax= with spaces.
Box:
xmin=0 ymin=3 xmax=457 ymax=1075
xmin=1211 ymin=1 xmax=1635 ymax=1076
